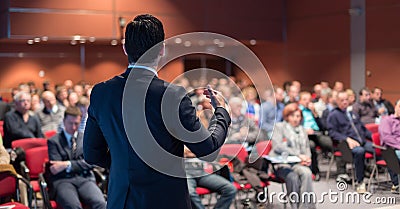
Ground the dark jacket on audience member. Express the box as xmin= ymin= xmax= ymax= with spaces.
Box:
xmin=3 ymin=110 xmax=44 ymax=148
xmin=352 ymin=101 xmax=378 ymax=124
xmin=327 ymin=107 xmax=371 ymax=144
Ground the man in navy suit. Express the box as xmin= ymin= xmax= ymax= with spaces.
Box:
xmin=48 ymin=107 xmax=106 ymax=209
xmin=83 ymin=14 xmax=231 ymax=209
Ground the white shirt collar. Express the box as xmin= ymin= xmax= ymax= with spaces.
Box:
xmin=128 ymin=64 xmax=158 ymax=76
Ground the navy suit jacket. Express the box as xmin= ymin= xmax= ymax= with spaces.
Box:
xmin=83 ymin=68 xmax=231 ymax=209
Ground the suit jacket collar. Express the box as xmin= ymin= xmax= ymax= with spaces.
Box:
xmin=121 ymin=67 xmax=158 ymax=79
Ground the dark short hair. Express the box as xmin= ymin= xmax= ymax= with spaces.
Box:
xmin=359 ymin=87 xmax=370 ymax=96
xmin=124 ymin=14 xmax=165 ymax=63
xmin=372 ymin=87 xmax=382 ymax=93
xmin=282 ymin=103 xmax=303 ymax=122
xmin=64 ymin=106 xmax=82 ymax=119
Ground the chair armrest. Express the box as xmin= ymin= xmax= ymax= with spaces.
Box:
xmin=372 ymin=143 xmax=387 ymax=150
xmin=16 ymin=174 xmax=33 ymax=209
xmin=20 ymin=161 xmax=30 ymax=180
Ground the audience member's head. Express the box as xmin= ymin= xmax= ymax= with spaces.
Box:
xmin=229 ymin=97 xmax=243 ymax=118
xmin=18 ymin=83 xmax=30 ymax=93
xmin=275 ymin=87 xmax=285 ymax=103
xmin=320 ymin=88 xmax=332 ymax=103
xmin=337 ymin=91 xmax=350 ymax=111
xmin=288 ymin=85 xmax=300 ymax=102
xmin=283 ymin=81 xmax=292 ymax=92
xmin=63 ymin=106 xmax=82 ymax=135
xmin=42 ymin=91 xmax=57 ymax=110
xmin=333 ymin=81 xmax=344 ymax=92
xmin=73 ymin=85 xmax=84 ymax=97
xmin=292 ymin=80 xmax=301 ymax=91
xmin=371 ymin=87 xmax=383 ymax=102
xmin=218 ymin=85 xmax=232 ymax=100
xmin=64 ymin=80 xmax=73 ymax=91
xmin=56 ymin=85 xmax=68 ymax=101
xmin=320 ymin=81 xmax=330 ymax=90
xmin=68 ymin=92 xmax=79 ymax=107
xmin=283 ymin=103 xmax=302 ymax=127
xmin=242 ymin=86 xmax=258 ymax=102
xmin=299 ymin=91 xmax=312 ymax=108
xmin=346 ymin=88 xmax=356 ymax=105
xmin=31 ymin=94 xmax=41 ymax=112
xmin=13 ymin=92 xmax=31 ymax=114
xmin=313 ymin=84 xmax=322 ymax=98
xmin=124 ymin=14 xmax=165 ymax=64
xmin=327 ymin=90 xmax=338 ymax=106
xmin=358 ymin=87 xmax=371 ymax=103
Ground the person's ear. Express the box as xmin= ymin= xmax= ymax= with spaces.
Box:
xmin=122 ymin=44 xmax=128 ymax=56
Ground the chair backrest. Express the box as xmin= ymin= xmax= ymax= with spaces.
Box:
xmin=219 ymin=144 xmax=248 ymax=163
xmin=0 ymin=120 xmax=4 ymax=137
xmin=255 ymin=140 xmax=272 ymax=156
xmin=365 ymin=123 xmax=379 ymax=134
xmin=381 ymin=146 xmax=400 ymax=175
xmin=338 ymin=140 xmax=353 ymax=163
xmin=44 ymin=130 xmax=57 ymax=139
xmin=372 ymin=132 xmax=382 ymax=157
xmin=11 ymin=138 xmax=47 ymax=151
xmin=0 ymin=171 xmax=17 ymax=198
xmin=25 ymin=146 xmax=49 ymax=179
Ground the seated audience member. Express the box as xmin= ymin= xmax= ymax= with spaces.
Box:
xmin=333 ymin=81 xmax=344 ymax=92
xmin=298 ymin=92 xmax=333 ymax=180
xmin=73 ymin=84 xmax=84 ymax=98
xmin=185 ymin=147 xmax=236 ymax=209
xmin=270 ymin=103 xmax=316 ymax=209
xmin=36 ymin=91 xmax=66 ymax=133
xmin=68 ymin=92 xmax=79 ymax=107
xmin=372 ymin=87 xmax=394 ymax=117
xmin=48 ymin=107 xmax=106 ymax=209
xmin=327 ymin=91 xmax=374 ymax=193
xmin=314 ymin=88 xmax=331 ymax=118
xmin=242 ymin=86 xmax=260 ymax=124
xmin=284 ymin=84 xmax=300 ymax=105
xmin=320 ymin=90 xmax=338 ymax=132
xmin=3 ymin=92 xmax=44 ymax=148
xmin=378 ymin=99 xmax=400 ymax=193
xmin=30 ymin=93 xmax=42 ymax=113
xmin=64 ymin=80 xmax=74 ymax=94
xmin=56 ymin=86 xmax=69 ymax=107
xmin=259 ymin=87 xmax=284 ymax=139
xmin=226 ymin=97 xmax=260 ymax=149
xmin=352 ymin=87 xmax=379 ymax=124
xmin=311 ymin=84 xmax=322 ymax=102
xmin=0 ymin=100 xmax=11 ymax=121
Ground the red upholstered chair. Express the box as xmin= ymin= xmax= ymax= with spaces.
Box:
xmin=367 ymin=133 xmax=388 ymax=192
xmin=219 ymin=144 xmax=248 ymax=163
xmin=255 ymin=140 xmax=272 ymax=156
xmin=365 ymin=123 xmax=379 ymax=134
xmin=11 ymin=138 xmax=47 ymax=151
xmin=21 ymin=146 xmax=49 ymax=207
xmin=0 ymin=165 xmax=32 ymax=209
xmin=44 ymin=130 xmax=57 ymax=139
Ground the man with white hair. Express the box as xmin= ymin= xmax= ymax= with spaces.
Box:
xmin=3 ymin=92 xmax=44 ymax=148
xmin=226 ymin=97 xmax=260 ymax=148
xmin=36 ymin=91 xmax=66 ymax=133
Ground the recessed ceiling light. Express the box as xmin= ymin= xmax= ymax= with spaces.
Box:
xmin=34 ymin=37 xmax=40 ymax=43
xmin=41 ymin=36 xmax=48 ymax=41
xmin=111 ymin=40 xmax=118 ymax=46
xmin=249 ymin=39 xmax=257 ymax=45
xmin=27 ymin=40 xmax=34 ymax=45
xmin=80 ymin=38 xmax=86 ymax=44
xmin=70 ymin=40 xmax=77 ymax=45
xmin=89 ymin=37 xmax=96 ymax=42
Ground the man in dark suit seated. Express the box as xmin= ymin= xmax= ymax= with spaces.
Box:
xmin=3 ymin=92 xmax=44 ymax=148
xmin=83 ymin=14 xmax=231 ymax=209
xmin=327 ymin=91 xmax=374 ymax=194
xmin=48 ymin=107 xmax=106 ymax=209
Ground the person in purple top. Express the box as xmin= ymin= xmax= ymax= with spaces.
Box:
xmin=379 ymin=99 xmax=400 ymax=193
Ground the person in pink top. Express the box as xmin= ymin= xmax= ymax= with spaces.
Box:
xmin=379 ymin=99 xmax=400 ymax=193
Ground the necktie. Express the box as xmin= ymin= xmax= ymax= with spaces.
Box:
xmin=71 ymin=136 xmax=77 ymax=155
